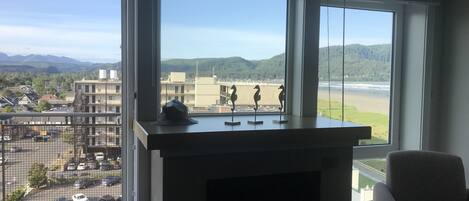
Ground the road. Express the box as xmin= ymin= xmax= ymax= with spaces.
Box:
xmin=24 ymin=183 xmax=121 ymax=201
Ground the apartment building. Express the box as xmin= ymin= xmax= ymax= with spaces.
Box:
xmin=74 ymin=70 xmax=122 ymax=153
xmin=161 ymin=72 xmax=283 ymax=112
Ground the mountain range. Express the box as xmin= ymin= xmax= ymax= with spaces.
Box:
xmin=0 ymin=44 xmax=391 ymax=81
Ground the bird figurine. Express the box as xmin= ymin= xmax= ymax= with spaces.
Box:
xmin=278 ymin=85 xmax=285 ymax=112
xmin=230 ymin=85 xmax=237 ymax=112
xmin=253 ymin=85 xmax=261 ymax=111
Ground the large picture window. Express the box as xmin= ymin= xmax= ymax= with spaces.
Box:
xmin=160 ymin=0 xmax=287 ymax=113
xmin=318 ymin=6 xmax=395 ymax=146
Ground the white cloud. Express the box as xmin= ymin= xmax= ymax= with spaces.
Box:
xmin=0 ymin=24 xmax=120 ymax=62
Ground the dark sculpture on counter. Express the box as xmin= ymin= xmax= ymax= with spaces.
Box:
xmin=248 ymin=85 xmax=263 ymax=125
xmin=225 ymin=85 xmax=241 ymax=126
xmin=156 ymin=99 xmax=197 ymax=126
xmin=273 ymin=85 xmax=288 ymax=124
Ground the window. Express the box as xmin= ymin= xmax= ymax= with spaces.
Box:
xmin=160 ymin=0 xmax=287 ymax=113
xmin=116 ymin=85 xmax=120 ymax=93
xmin=116 ymin=106 xmax=120 ymax=113
xmin=318 ymin=6 xmax=395 ymax=146
xmin=85 ymin=85 xmax=89 ymax=93
xmin=92 ymin=85 xmax=96 ymax=93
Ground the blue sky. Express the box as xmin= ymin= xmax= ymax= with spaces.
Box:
xmin=0 ymin=0 xmax=392 ymax=62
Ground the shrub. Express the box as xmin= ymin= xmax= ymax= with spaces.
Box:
xmin=28 ymin=163 xmax=48 ymax=188
xmin=6 ymin=187 xmax=25 ymax=201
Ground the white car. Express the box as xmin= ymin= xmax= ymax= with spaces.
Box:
xmin=95 ymin=152 xmax=105 ymax=161
xmin=77 ymin=163 xmax=87 ymax=171
xmin=72 ymin=193 xmax=89 ymax=201
xmin=0 ymin=157 xmax=7 ymax=165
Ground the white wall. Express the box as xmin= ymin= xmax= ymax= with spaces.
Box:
xmin=434 ymin=0 xmax=469 ymax=185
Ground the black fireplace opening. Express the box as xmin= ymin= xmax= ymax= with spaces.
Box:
xmin=207 ymin=171 xmax=320 ymax=201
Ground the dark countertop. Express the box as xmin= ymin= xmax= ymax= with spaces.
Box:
xmin=134 ymin=115 xmax=371 ymax=155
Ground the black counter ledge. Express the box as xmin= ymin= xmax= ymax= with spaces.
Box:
xmin=133 ymin=115 xmax=371 ymax=156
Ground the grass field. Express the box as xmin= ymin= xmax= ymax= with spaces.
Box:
xmin=317 ymin=99 xmax=389 ymax=145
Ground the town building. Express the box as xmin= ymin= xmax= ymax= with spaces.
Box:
xmin=74 ymin=70 xmax=121 ymax=155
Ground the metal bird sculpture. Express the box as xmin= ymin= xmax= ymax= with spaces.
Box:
xmin=230 ymin=85 xmax=238 ymax=112
xmin=278 ymin=85 xmax=285 ymax=112
xmin=253 ymin=85 xmax=261 ymax=111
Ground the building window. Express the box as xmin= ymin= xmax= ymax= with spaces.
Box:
xmin=181 ymin=86 xmax=185 ymax=94
xmin=116 ymin=85 xmax=120 ymax=93
xmin=318 ymin=6 xmax=395 ymax=146
xmin=175 ymin=86 xmax=179 ymax=93
xmin=181 ymin=96 xmax=185 ymax=103
xmin=85 ymin=85 xmax=89 ymax=93
xmin=92 ymin=85 xmax=96 ymax=93
xmin=160 ymin=0 xmax=287 ymax=113
xmin=116 ymin=106 xmax=120 ymax=113
xmin=109 ymin=96 xmax=113 ymax=100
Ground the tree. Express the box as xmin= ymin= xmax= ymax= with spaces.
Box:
xmin=28 ymin=163 xmax=48 ymax=188
xmin=3 ymin=106 xmax=13 ymax=113
xmin=36 ymin=100 xmax=51 ymax=112
xmin=6 ymin=187 xmax=25 ymax=201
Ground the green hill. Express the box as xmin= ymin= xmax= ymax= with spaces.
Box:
xmin=162 ymin=44 xmax=392 ymax=82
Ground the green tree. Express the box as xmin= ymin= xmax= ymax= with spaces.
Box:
xmin=6 ymin=187 xmax=25 ymax=201
xmin=36 ymin=100 xmax=51 ymax=112
xmin=28 ymin=163 xmax=48 ymax=188
xmin=32 ymin=76 xmax=46 ymax=95
xmin=3 ymin=106 xmax=14 ymax=113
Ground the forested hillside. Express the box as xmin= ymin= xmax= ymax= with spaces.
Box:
xmin=162 ymin=44 xmax=392 ymax=81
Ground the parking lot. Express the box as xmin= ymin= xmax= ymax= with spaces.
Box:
xmin=0 ymin=136 xmax=72 ymax=197
xmin=0 ymin=136 xmax=122 ymax=200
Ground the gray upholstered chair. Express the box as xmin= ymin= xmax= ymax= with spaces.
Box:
xmin=374 ymin=150 xmax=468 ymax=201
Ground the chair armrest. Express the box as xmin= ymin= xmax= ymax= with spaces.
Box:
xmin=373 ymin=182 xmax=396 ymax=201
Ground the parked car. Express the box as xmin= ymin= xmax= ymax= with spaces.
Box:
xmin=85 ymin=153 xmax=95 ymax=161
xmin=77 ymin=163 xmax=87 ymax=171
xmin=85 ymin=160 xmax=98 ymax=170
xmin=109 ymin=160 xmax=121 ymax=170
xmin=73 ymin=178 xmax=93 ymax=189
xmin=72 ymin=193 xmax=89 ymax=201
xmin=0 ymin=157 xmax=8 ymax=165
xmin=100 ymin=161 xmax=112 ymax=171
xmin=33 ymin=135 xmax=50 ymax=142
xmin=99 ymin=195 xmax=115 ymax=201
xmin=0 ymin=136 xmax=11 ymax=142
xmin=67 ymin=163 xmax=77 ymax=171
xmin=24 ymin=132 xmax=38 ymax=138
xmin=101 ymin=176 xmax=121 ymax=186
xmin=9 ymin=146 xmax=21 ymax=153
xmin=95 ymin=152 xmax=105 ymax=161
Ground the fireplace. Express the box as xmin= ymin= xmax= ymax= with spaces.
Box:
xmin=207 ymin=171 xmax=321 ymax=201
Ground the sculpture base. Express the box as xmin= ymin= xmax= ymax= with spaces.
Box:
xmin=225 ymin=121 xmax=241 ymax=126
xmin=248 ymin=120 xmax=264 ymax=125
xmin=273 ymin=119 xmax=288 ymax=124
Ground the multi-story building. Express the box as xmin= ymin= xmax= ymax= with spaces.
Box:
xmin=74 ymin=70 xmax=121 ymax=155
xmin=161 ymin=72 xmax=283 ymax=112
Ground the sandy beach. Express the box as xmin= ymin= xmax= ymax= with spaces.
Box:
xmin=318 ymin=89 xmax=390 ymax=115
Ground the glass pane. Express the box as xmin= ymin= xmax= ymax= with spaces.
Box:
xmin=318 ymin=6 xmax=394 ymax=145
xmin=161 ymin=0 xmax=287 ymax=113
xmin=0 ymin=0 xmax=122 ymax=200
xmin=352 ymin=159 xmax=386 ymax=201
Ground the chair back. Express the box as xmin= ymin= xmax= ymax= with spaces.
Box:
xmin=387 ymin=151 xmax=466 ymax=201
